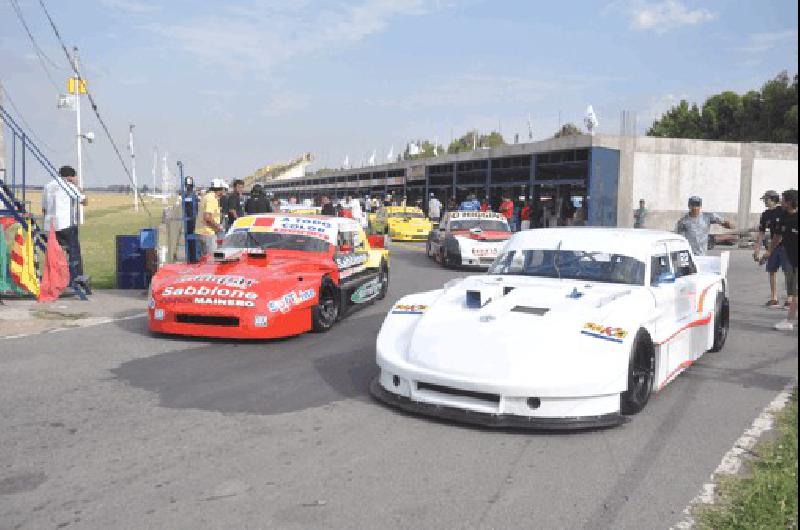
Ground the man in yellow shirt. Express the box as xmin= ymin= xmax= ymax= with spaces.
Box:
xmin=196 ymin=179 xmax=227 ymax=257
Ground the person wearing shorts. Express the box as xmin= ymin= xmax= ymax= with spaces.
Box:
xmin=754 ymin=190 xmax=789 ymax=308
xmin=774 ymin=189 xmax=798 ymax=331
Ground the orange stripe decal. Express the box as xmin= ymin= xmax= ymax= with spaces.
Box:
xmin=656 ymin=314 xmax=713 ymax=346
xmin=658 ymin=360 xmax=694 ymax=391
xmin=698 ymin=279 xmax=722 ymax=313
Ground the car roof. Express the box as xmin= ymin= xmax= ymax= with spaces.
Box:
xmin=505 ymin=228 xmax=687 ymax=259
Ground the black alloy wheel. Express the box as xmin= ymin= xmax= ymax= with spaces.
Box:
xmin=621 ymin=329 xmax=655 ymax=415
xmin=312 ymin=278 xmax=339 ymax=333
xmin=709 ymin=292 xmax=730 ymax=352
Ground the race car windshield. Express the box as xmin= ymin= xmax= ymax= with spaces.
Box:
xmin=450 ymin=219 xmax=509 ymax=232
xmin=221 ymin=231 xmax=330 ymax=252
xmin=389 ymin=211 xmax=425 ymax=219
xmin=488 ymin=249 xmax=646 ymax=285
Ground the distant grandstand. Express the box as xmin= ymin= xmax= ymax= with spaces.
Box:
xmin=243 ymin=152 xmax=313 ymax=188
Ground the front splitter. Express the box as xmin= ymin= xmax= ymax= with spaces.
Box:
xmin=369 ymin=378 xmax=626 ymax=431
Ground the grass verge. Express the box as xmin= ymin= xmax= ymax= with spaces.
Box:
xmin=696 ymin=388 xmax=798 ymax=529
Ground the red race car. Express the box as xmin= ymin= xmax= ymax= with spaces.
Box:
xmin=148 ymin=214 xmax=390 ymax=339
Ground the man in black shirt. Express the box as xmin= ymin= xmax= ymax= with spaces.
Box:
xmin=320 ymin=195 xmax=336 ymax=216
xmin=774 ymin=189 xmax=798 ymax=331
xmin=754 ymin=190 xmax=787 ymax=307
xmin=223 ymin=179 xmax=246 ymax=229
xmin=245 ymin=184 xmax=271 ymax=214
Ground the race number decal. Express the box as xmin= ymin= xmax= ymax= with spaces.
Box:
xmin=351 ymin=278 xmax=381 ymax=304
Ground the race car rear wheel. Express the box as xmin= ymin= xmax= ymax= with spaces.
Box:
xmin=621 ymin=329 xmax=655 ymax=415
xmin=709 ymin=292 xmax=730 ymax=352
xmin=377 ymin=261 xmax=389 ymax=300
xmin=312 ymin=278 xmax=339 ymax=333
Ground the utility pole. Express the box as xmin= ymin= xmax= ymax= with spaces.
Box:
xmin=162 ymin=151 xmax=168 ymax=205
xmin=73 ymin=46 xmax=85 ymax=224
xmin=128 ymin=124 xmax=138 ymax=212
xmin=152 ymin=146 xmax=158 ymax=195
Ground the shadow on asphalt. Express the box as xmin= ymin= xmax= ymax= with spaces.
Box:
xmin=111 ymin=309 xmax=384 ymax=416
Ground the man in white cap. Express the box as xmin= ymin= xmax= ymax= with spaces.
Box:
xmin=196 ymin=178 xmax=226 ymax=257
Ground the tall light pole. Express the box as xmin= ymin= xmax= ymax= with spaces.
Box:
xmin=128 ymin=124 xmax=138 ymax=212
xmin=73 ymin=46 xmax=85 ymax=223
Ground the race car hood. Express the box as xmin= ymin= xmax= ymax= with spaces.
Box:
xmin=151 ymin=250 xmax=330 ymax=310
xmin=451 ymin=230 xmax=511 ymax=242
xmin=384 ymin=276 xmax=645 ymax=395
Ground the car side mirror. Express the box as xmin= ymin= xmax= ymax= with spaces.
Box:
xmin=656 ymin=272 xmax=676 ymax=285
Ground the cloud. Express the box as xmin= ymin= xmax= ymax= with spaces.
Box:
xmin=100 ymin=0 xmax=162 ymax=13
xmin=146 ymin=0 xmax=445 ymax=76
xmin=735 ymin=29 xmax=798 ymax=54
xmin=609 ymin=0 xmax=716 ymax=33
xmin=262 ymin=92 xmax=311 ymax=116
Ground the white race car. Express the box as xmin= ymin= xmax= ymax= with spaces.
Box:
xmin=373 ymin=228 xmax=730 ymax=429
xmin=426 ymin=211 xmax=512 ymax=268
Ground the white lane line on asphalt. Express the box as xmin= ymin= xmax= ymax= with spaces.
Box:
xmin=671 ymin=381 xmax=796 ymax=529
xmin=1 ymin=312 xmax=147 ymax=340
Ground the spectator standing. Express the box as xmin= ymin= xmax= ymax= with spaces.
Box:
xmin=196 ymin=179 xmax=226 ymax=257
xmin=499 ymin=194 xmax=514 ymax=224
xmin=520 ymin=201 xmax=531 ymax=230
xmin=245 ymin=184 xmax=271 ymax=214
xmin=428 ymin=193 xmax=442 ymax=222
xmin=773 ymin=189 xmax=798 ymax=330
xmin=42 ymin=165 xmax=88 ymax=291
xmin=753 ymin=190 xmax=787 ymax=308
xmin=480 ymin=198 xmax=490 ymax=212
xmin=675 ymin=196 xmax=734 ymax=256
xmin=634 ymin=199 xmax=648 ymax=228
xmin=182 ymin=176 xmax=200 ymax=263
xmin=459 ymin=193 xmax=481 ymax=211
xmin=320 ymin=196 xmax=336 ymax=216
xmin=223 ymin=179 xmax=246 ymax=229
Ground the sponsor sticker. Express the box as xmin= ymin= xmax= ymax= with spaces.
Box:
xmin=391 ymin=304 xmax=428 ymax=315
xmin=335 ymin=253 xmax=368 ymax=270
xmin=268 ymin=288 xmax=316 ymax=313
xmin=351 ymin=278 xmax=381 ymax=304
xmin=175 ymin=274 xmax=258 ymax=288
xmin=161 ymin=284 xmax=259 ymax=301
xmin=449 ymin=211 xmax=504 ymax=220
xmin=472 ymin=247 xmax=498 ymax=257
xmin=581 ymin=322 xmax=628 ymax=343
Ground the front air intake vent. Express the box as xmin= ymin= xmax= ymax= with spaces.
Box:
xmin=511 ymin=306 xmax=550 ymax=316
xmin=417 ymin=382 xmax=500 ymax=404
xmin=176 ymin=314 xmax=240 ymax=327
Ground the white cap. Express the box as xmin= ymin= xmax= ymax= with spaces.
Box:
xmin=209 ymin=178 xmax=228 ymax=190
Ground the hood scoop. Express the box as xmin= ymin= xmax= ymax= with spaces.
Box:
xmin=510 ymin=306 xmax=550 ymax=316
xmin=213 ymin=248 xmax=244 ymax=262
xmin=466 ymin=283 xmax=505 ymax=308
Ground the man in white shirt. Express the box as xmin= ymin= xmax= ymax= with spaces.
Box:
xmin=348 ymin=195 xmax=365 ymax=227
xmin=428 ymin=193 xmax=442 ymax=222
xmin=42 ymin=166 xmax=88 ymax=291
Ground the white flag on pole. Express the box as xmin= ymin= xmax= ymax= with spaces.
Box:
xmin=343 ymin=155 xmax=349 ymax=168
xmin=408 ymin=142 xmax=420 ymax=156
xmin=368 ymin=150 xmax=376 ymax=165
xmin=584 ymin=105 xmax=599 ymax=135
xmin=386 ymin=145 xmax=394 ymax=161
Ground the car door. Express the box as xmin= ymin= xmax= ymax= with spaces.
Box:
xmin=667 ymin=241 xmax=706 ymax=359
xmin=648 ymin=241 xmax=681 ymax=384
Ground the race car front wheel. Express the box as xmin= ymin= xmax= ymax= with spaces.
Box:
xmin=709 ymin=293 xmax=730 ymax=352
xmin=621 ymin=329 xmax=655 ymax=415
xmin=312 ymin=278 xmax=339 ymax=333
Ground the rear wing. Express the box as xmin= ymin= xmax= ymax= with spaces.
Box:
xmin=695 ymin=251 xmax=730 ymax=278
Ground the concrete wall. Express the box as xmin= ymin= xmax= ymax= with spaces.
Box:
xmin=595 ymin=135 xmax=798 ymax=232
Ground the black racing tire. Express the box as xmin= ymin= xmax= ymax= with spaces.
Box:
xmin=439 ymin=248 xmax=452 ymax=268
xmin=377 ymin=261 xmax=389 ymax=300
xmin=311 ymin=277 xmax=339 ymax=333
xmin=709 ymin=292 xmax=730 ymax=352
xmin=621 ymin=329 xmax=655 ymax=415
xmin=426 ymin=240 xmax=432 ymax=258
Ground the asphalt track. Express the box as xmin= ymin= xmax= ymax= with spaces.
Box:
xmin=0 ymin=245 xmax=797 ymax=529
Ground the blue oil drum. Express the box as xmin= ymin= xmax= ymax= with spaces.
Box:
xmin=116 ymin=235 xmax=146 ymax=289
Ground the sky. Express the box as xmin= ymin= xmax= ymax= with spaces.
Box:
xmin=0 ymin=0 xmax=797 ymax=188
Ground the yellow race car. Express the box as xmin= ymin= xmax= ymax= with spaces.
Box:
xmin=372 ymin=206 xmax=432 ymax=241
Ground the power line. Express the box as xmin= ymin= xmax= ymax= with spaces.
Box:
xmin=36 ymin=0 xmax=151 ymax=216
xmin=0 ymin=81 xmax=64 ymax=154
xmin=8 ymin=0 xmax=66 ymax=92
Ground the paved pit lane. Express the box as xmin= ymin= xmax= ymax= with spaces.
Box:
xmin=0 ymin=244 xmax=796 ymax=529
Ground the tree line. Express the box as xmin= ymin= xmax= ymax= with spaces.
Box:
xmin=647 ymin=71 xmax=798 ymax=143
